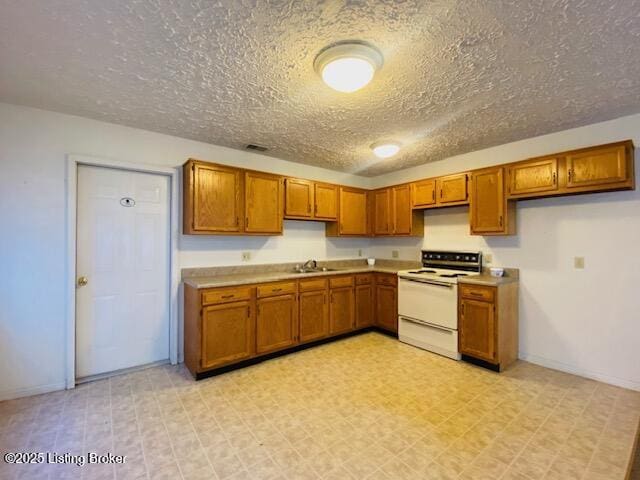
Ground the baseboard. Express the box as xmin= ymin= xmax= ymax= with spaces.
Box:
xmin=0 ymin=382 xmax=67 ymax=402
xmin=519 ymin=352 xmax=640 ymax=391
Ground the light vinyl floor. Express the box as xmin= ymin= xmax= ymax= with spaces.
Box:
xmin=1 ymin=333 xmax=638 ymax=480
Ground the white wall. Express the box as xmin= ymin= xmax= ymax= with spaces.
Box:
xmin=0 ymin=102 xmax=371 ymax=401
xmin=370 ymin=114 xmax=640 ymax=390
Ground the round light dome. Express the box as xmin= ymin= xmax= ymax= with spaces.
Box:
xmin=314 ymin=41 xmax=383 ymax=93
xmin=371 ymin=142 xmax=401 ymax=158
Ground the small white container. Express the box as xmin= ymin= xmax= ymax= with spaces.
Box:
xmin=489 ymin=267 xmax=504 ymax=277
xmin=367 ymin=258 xmax=376 ymax=266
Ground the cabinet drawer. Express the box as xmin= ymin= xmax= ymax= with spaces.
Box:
xmin=355 ymin=274 xmax=373 ymax=285
xmin=202 ymin=286 xmax=252 ymax=305
xmin=299 ymin=278 xmax=328 ymax=292
xmin=460 ymin=284 xmax=495 ymax=302
xmin=257 ymin=281 xmax=297 ymax=298
xmin=376 ymin=274 xmax=397 ymax=286
xmin=329 ymin=276 xmax=354 ymax=288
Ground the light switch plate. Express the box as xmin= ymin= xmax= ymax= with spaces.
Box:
xmin=574 ymin=256 xmax=585 ymax=269
xmin=241 ymin=251 xmax=251 ymax=262
xmin=392 ymin=250 xmax=399 ymax=258
xmin=484 ymin=254 xmax=493 ymax=264
xmin=358 ymin=249 xmax=362 ymax=257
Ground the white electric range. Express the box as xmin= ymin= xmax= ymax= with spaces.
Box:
xmin=397 ymin=250 xmax=482 ymax=360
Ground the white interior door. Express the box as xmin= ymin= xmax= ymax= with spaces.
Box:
xmin=76 ymin=165 xmax=170 ymax=379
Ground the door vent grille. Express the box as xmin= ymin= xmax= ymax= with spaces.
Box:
xmin=245 ymin=144 xmax=268 ymax=152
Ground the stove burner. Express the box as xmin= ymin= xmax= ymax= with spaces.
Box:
xmin=407 ymin=269 xmax=437 ymax=274
xmin=438 ymin=273 xmax=469 ymax=278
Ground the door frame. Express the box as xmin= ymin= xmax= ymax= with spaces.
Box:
xmin=65 ymin=154 xmax=180 ymax=389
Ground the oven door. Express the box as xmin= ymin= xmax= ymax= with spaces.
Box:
xmin=398 ymin=277 xmax=458 ymax=330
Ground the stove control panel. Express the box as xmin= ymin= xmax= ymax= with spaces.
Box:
xmin=421 ymin=250 xmax=482 ymax=272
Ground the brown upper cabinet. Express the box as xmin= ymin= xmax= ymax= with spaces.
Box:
xmin=437 ymin=173 xmax=469 ymax=205
xmin=183 ymin=160 xmax=243 ymax=234
xmin=506 ymin=141 xmax=634 ymax=200
xmin=373 ymin=189 xmax=391 ymax=235
xmin=314 ymin=183 xmax=339 ymax=220
xmin=284 ymin=179 xmax=338 ymax=221
xmin=284 ymin=178 xmax=313 ymax=219
xmin=411 ymin=179 xmax=436 ymax=208
xmin=326 ymin=186 xmax=369 ymax=236
xmin=564 ymin=142 xmax=633 ymax=192
xmin=372 ymin=185 xmax=423 ymax=237
xmin=470 ymin=167 xmax=515 ymax=236
xmin=245 ymin=171 xmax=284 ymax=234
xmin=507 ymin=156 xmax=559 ymax=198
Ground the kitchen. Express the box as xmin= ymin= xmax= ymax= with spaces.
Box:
xmin=1 ymin=2 xmax=640 ymax=479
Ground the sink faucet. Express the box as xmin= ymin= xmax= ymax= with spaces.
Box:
xmin=302 ymin=259 xmax=317 ymax=270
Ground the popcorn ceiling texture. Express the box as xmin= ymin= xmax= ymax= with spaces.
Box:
xmin=1 ymin=0 xmax=639 ymax=176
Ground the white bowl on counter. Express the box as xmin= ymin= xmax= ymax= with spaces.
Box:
xmin=489 ymin=267 xmax=504 ymax=277
xmin=367 ymin=258 xmax=376 ymax=266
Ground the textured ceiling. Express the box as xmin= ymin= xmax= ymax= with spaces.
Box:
xmin=1 ymin=1 xmax=640 ymax=176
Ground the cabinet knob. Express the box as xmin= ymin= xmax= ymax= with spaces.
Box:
xmin=77 ymin=276 xmax=88 ymax=287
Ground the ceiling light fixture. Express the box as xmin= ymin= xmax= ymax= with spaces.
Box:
xmin=371 ymin=142 xmax=401 ymax=158
xmin=314 ymin=41 xmax=383 ymax=93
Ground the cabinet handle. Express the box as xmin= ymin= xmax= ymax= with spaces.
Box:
xmin=221 ymin=294 xmax=234 ymax=299
xmin=461 ymin=303 xmax=465 ymax=314
xmin=469 ymin=291 xmax=484 ymax=297
xmin=314 ymin=204 xmax=318 ymax=214
xmin=440 ymin=189 xmax=443 ymax=198
xmin=552 ymin=172 xmax=556 ymax=184
xmin=247 ymin=307 xmax=250 ymax=318
xmin=307 ymin=204 xmax=311 ymax=213
xmin=568 ymin=169 xmax=572 ymax=182
xmin=236 ymin=216 xmax=239 ymax=226
xmin=246 ymin=217 xmax=249 ymax=227
xmin=272 ymin=288 xmax=282 ymax=293
xmin=499 ymin=215 xmax=503 ymax=227
xmin=432 ymin=190 xmax=435 ymax=202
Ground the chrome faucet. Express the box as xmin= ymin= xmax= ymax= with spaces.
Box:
xmin=302 ymin=259 xmax=317 ymax=270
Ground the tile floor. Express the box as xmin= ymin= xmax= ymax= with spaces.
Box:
xmin=1 ymin=332 xmax=639 ymax=480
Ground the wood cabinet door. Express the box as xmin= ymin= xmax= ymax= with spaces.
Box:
xmin=375 ymin=284 xmax=397 ymax=332
xmin=285 ymin=178 xmax=313 ymax=218
xmin=436 ymin=174 xmax=468 ymax=205
xmin=508 ymin=157 xmax=559 ymax=197
xmin=190 ymin=163 xmax=242 ymax=233
xmin=256 ymin=294 xmax=298 ymax=354
xmin=329 ymin=287 xmax=355 ymax=334
xmin=470 ymin=167 xmax=506 ymax=234
xmin=314 ymin=183 xmax=338 ymax=220
xmin=245 ymin=172 xmax=283 ymax=234
xmin=373 ymin=189 xmax=391 ymax=235
xmin=355 ymin=285 xmax=374 ymax=328
xmin=566 ymin=144 xmax=628 ymax=189
xmin=339 ymin=187 xmax=368 ymax=235
xmin=411 ymin=179 xmax=436 ymax=208
xmin=299 ymin=290 xmax=329 ymax=343
xmin=459 ymin=298 xmax=496 ymax=362
xmin=202 ymin=300 xmax=254 ymax=369
xmin=392 ymin=184 xmax=412 ymax=235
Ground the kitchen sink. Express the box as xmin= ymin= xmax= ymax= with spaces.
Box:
xmin=291 ymin=267 xmax=338 ymax=274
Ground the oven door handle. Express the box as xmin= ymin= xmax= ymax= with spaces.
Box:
xmin=400 ymin=316 xmax=454 ymax=332
xmin=399 ymin=277 xmax=454 ymax=288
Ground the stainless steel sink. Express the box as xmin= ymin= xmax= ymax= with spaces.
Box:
xmin=291 ymin=267 xmax=338 ymax=274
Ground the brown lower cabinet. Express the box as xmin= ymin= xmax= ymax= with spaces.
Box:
xmin=375 ymin=273 xmax=398 ymax=333
xmin=256 ymin=293 xmax=298 ymax=354
xmin=184 ymin=272 xmax=398 ymax=377
xmin=458 ymin=282 xmax=518 ymax=371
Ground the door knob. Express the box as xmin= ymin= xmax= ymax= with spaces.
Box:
xmin=77 ymin=276 xmax=88 ymax=287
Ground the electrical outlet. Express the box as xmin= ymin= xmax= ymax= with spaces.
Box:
xmin=392 ymin=250 xmax=399 ymax=259
xmin=241 ymin=251 xmax=251 ymax=262
xmin=574 ymin=256 xmax=585 ymax=269
xmin=358 ymin=249 xmax=362 ymax=257
xmin=484 ymin=254 xmax=493 ymax=264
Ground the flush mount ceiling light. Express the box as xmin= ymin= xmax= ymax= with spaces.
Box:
xmin=371 ymin=142 xmax=401 ymax=158
xmin=314 ymin=41 xmax=383 ymax=93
